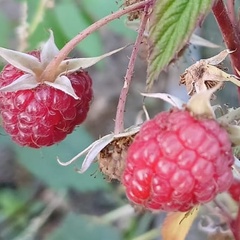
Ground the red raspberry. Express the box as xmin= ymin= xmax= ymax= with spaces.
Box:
xmin=122 ymin=108 xmax=234 ymax=212
xmin=0 ymin=51 xmax=92 ymax=148
xmin=228 ymin=178 xmax=240 ymax=202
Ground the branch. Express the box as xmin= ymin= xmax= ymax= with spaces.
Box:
xmin=40 ymin=0 xmax=153 ymax=83
xmin=212 ymin=0 xmax=240 ymax=76
xmin=114 ymin=5 xmax=151 ymax=134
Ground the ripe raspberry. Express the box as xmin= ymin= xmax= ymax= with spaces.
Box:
xmin=228 ymin=178 xmax=240 ymax=202
xmin=122 ymin=108 xmax=234 ymax=212
xmin=0 ymin=51 xmax=92 ymax=148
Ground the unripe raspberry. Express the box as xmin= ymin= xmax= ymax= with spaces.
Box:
xmin=122 ymin=108 xmax=234 ymax=212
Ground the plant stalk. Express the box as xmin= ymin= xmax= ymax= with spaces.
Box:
xmin=114 ymin=4 xmax=151 ymax=134
xmin=40 ymin=0 xmax=152 ymax=83
xmin=212 ymin=0 xmax=240 ymax=99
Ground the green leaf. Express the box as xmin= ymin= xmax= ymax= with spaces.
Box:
xmin=147 ymin=0 xmax=213 ymax=88
xmin=47 ymin=213 xmax=122 ymax=240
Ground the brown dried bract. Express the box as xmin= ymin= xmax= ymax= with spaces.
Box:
xmin=180 ymin=50 xmax=239 ymax=96
xmin=180 ymin=61 xmax=224 ymax=96
xmin=124 ymin=0 xmax=143 ymax=21
xmin=98 ymin=134 xmax=136 ymax=181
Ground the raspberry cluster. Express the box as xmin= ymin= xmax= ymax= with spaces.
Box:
xmin=122 ymin=108 xmax=234 ymax=212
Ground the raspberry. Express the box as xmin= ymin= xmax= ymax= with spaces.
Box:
xmin=228 ymin=178 xmax=240 ymax=202
xmin=122 ymin=108 xmax=234 ymax=212
xmin=0 ymin=51 xmax=92 ymax=148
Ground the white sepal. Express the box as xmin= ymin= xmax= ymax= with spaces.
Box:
xmin=57 ymin=125 xmax=140 ymax=173
xmin=57 ymin=134 xmax=114 ymax=172
xmin=0 ymin=47 xmax=41 ymax=74
xmin=0 ymin=74 xmax=39 ymax=92
xmin=58 ymin=45 xmax=128 ymax=74
xmin=45 ymin=76 xmax=79 ymax=99
xmin=141 ymin=92 xmax=185 ymax=109
xmin=76 ymin=134 xmax=114 ymax=173
xmin=190 ymin=34 xmax=220 ymax=48
xmin=218 ymin=107 xmax=240 ymax=124
xmin=40 ymin=30 xmax=59 ymax=66
xmin=205 ymin=49 xmax=233 ymax=65
xmin=225 ymin=125 xmax=240 ymax=146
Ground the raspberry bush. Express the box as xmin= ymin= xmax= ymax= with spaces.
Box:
xmin=1 ymin=0 xmax=240 ymax=240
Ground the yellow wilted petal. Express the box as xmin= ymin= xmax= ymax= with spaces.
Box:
xmin=161 ymin=207 xmax=199 ymax=240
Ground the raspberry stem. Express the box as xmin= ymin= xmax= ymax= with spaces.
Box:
xmin=212 ymin=0 xmax=240 ymax=99
xmin=114 ymin=4 xmax=151 ymax=134
xmin=40 ymin=0 xmax=153 ymax=83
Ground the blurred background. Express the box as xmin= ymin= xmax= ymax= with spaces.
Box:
xmin=0 ymin=0 xmax=239 ymax=239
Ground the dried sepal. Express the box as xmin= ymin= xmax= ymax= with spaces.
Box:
xmin=0 ymin=30 xmax=126 ymax=98
xmin=57 ymin=126 xmax=140 ymax=173
xmin=0 ymin=47 xmax=41 ymax=74
xmin=141 ymin=92 xmax=185 ymax=109
xmin=190 ymin=34 xmax=220 ymax=49
xmin=218 ymin=107 xmax=240 ymax=125
xmin=224 ymin=125 xmax=240 ymax=146
xmin=0 ymin=74 xmax=38 ymax=92
xmin=57 ymin=45 xmax=128 ymax=75
xmin=187 ymin=84 xmax=222 ymax=118
xmin=40 ymin=30 xmax=59 ymax=65
xmin=180 ymin=49 xmax=240 ymax=96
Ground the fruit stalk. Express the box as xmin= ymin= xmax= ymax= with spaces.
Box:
xmin=114 ymin=4 xmax=151 ymax=134
xmin=40 ymin=0 xmax=153 ymax=83
xmin=212 ymin=0 xmax=240 ymax=99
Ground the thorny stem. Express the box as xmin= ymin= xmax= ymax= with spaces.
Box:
xmin=212 ymin=0 xmax=240 ymax=75
xmin=212 ymin=0 xmax=240 ymax=99
xmin=212 ymin=2 xmax=240 ymax=235
xmin=114 ymin=5 xmax=151 ymax=134
xmin=40 ymin=0 xmax=153 ymax=83
xmin=226 ymin=0 xmax=236 ymax=25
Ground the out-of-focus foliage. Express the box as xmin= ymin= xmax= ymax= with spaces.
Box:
xmin=47 ymin=213 xmax=122 ymax=240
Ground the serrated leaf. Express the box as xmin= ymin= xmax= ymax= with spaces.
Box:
xmin=161 ymin=207 xmax=199 ymax=240
xmin=147 ymin=0 xmax=213 ymax=88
